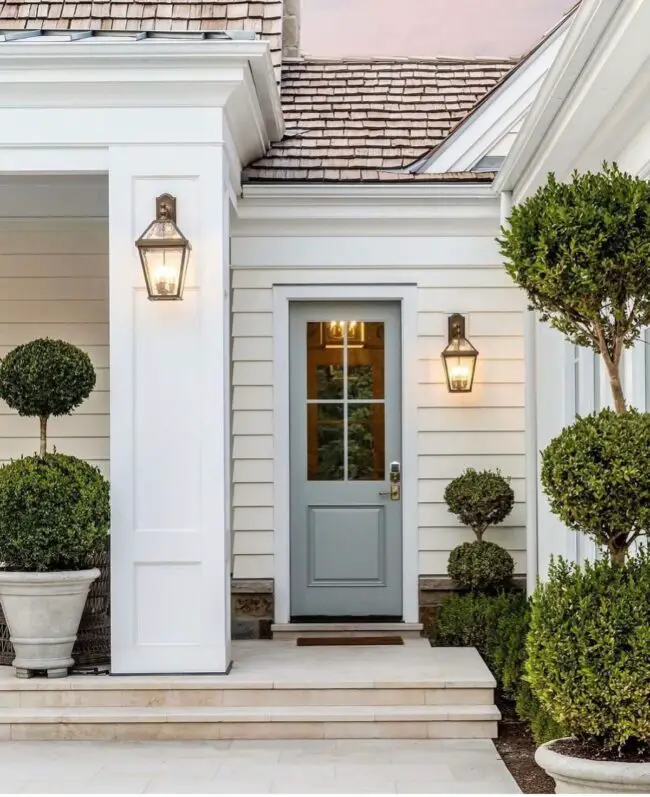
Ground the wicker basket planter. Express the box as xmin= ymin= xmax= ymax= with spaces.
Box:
xmin=0 ymin=545 xmax=110 ymax=669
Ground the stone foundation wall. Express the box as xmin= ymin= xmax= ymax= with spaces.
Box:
xmin=231 ymin=579 xmax=274 ymax=640
xmin=230 ymin=576 xmax=527 ymax=639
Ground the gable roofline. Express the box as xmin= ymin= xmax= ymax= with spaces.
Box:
xmin=244 ymin=56 xmax=513 ymax=182
xmin=415 ymin=4 xmax=578 ymax=175
xmin=493 ymin=0 xmax=623 ymax=194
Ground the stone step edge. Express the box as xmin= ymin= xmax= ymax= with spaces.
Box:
xmin=0 ymin=678 xmax=496 ymax=691
xmin=0 ymin=704 xmax=500 ymax=724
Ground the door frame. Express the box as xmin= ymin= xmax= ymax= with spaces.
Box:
xmin=272 ymin=283 xmax=419 ymax=624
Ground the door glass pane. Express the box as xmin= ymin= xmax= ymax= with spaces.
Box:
xmin=307 ymin=322 xmax=343 ymax=400
xmin=348 ymin=404 xmax=385 ymax=481
xmin=348 ymin=322 xmax=385 ymax=399
xmin=307 ymin=403 xmax=344 ymax=481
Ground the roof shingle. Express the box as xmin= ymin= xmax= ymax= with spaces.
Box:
xmin=244 ymin=57 xmax=516 ymax=182
xmin=0 ymin=0 xmax=284 ymax=72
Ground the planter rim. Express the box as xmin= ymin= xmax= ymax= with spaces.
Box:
xmin=0 ymin=568 xmax=100 ymax=584
xmin=536 ymin=739 xmax=650 ymax=786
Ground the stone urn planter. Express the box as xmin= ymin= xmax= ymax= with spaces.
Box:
xmin=0 ymin=569 xmax=99 ymax=678
xmin=536 ymin=739 xmax=650 ymax=794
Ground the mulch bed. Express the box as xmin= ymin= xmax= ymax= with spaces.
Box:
xmin=494 ymin=692 xmax=555 ymax=794
xmin=551 ymin=737 xmax=650 ymax=764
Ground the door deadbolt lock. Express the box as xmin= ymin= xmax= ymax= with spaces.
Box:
xmin=380 ymin=461 xmax=401 ymax=500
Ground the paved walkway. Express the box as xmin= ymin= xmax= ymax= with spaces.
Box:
xmin=0 ymin=739 xmax=520 ymax=793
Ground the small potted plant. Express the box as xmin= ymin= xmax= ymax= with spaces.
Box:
xmin=0 ymin=339 xmax=109 ymax=678
xmin=444 ymin=468 xmax=515 ymax=593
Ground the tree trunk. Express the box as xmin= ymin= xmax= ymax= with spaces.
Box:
xmin=609 ymin=546 xmax=627 ymax=568
xmin=593 ymin=324 xmax=626 ymax=413
xmin=39 ymin=415 xmax=47 ymax=457
xmin=601 ymin=349 xmax=626 ymax=413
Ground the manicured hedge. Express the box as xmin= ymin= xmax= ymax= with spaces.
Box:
xmin=433 ymin=589 xmax=564 ymax=744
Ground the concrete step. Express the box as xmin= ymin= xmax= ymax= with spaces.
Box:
xmin=271 ymin=622 xmax=424 ymax=640
xmin=0 ymin=704 xmax=500 ymax=741
xmin=1 ymin=684 xmax=495 ymax=709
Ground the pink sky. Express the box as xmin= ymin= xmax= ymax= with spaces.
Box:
xmin=301 ymin=0 xmax=575 ymax=60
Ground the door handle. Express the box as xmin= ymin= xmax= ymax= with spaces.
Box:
xmin=380 ymin=462 xmax=401 ymax=500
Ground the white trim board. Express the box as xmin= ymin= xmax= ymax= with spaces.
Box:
xmin=272 ymin=283 xmax=419 ymax=624
xmin=421 ymin=16 xmax=570 ymax=175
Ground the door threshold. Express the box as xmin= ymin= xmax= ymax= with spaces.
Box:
xmin=272 ymin=621 xmax=423 ymax=641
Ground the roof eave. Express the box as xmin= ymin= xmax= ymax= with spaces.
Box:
xmin=493 ymin=0 xmax=620 ymax=196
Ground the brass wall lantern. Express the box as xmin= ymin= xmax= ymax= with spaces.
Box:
xmin=441 ymin=313 xmax=479 ymax=392
xmin=135 ymin=193 xmax=191 ymax=300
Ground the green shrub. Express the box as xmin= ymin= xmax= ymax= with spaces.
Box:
xmin=499 ymin=164 xmax=650 ymax=413
xmin=444 ymin=469 xmax=514 ymax=541
xmin=541 ymin=409 xmax=650 ymax=565
xmin=433 ymin=590 xmax=525 ymax=697
xmin=527 ymin=553 xmax=650 ymax=753
xmin=448 ymin=540 xmax=514 ymax=593
xmin=516 ymin=680 xmax=566 ymax=746
xmin=0 ymin=453 xmax=109 ymax=572
xmin=0 ymin=338 xmax=95 ymax=456
xmin=433 ymin=590 xmax=564 ymax=743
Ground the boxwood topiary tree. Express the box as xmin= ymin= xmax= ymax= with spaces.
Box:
xmin=499 ymin=163 xmax=650 ymax=413
xmin=444 ymin=469 xmax=515 ymax=592
xmin=444 ymin=468 xmax=514 ymax=541
xmin=0 ymin=338 xmax=95 ymax=456
xmin=0 ymin=453 xmax=109 ymax=571
xmin=541 ymin=408 xmax=650 ymax=566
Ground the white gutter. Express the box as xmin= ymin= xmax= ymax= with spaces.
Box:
xmin=242 ymin=183 xmax=497 ymax=201
xmin=500 ymin=190 xmax=538 ymax=593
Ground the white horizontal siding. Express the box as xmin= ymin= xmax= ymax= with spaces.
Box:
xmin=0 ymin=216 xmax=108 ymax=478
xmin=231 ymin=227 xmax=526 ymax=581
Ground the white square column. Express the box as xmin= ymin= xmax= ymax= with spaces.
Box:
xmin=109 ymin=144 xmax=231 ymax=674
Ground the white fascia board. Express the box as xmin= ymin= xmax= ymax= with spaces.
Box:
xmin=493 ymin=0 xmax=620 ymax=195
xmin=238 ymin=182 xmax=499 ymax=223
xmin=423 ymin=21 xmax=569 ymax=175
xmin=0 ymin=38 xmax=282 ymax=163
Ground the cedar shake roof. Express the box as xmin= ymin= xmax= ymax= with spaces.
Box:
xmin=244 ymin=57 xmax=517 ymax=183
xmin=0 ymin=1 xmax=284 ymax=71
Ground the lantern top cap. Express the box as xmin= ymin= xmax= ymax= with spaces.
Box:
xmin=442 ymin=313 xmax=478 ymax=357
xmin=135 ymin=193 xmax=190 ymax=249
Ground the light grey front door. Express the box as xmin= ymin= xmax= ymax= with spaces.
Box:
xmin=289 ymin=302 xmax=402 ymax=620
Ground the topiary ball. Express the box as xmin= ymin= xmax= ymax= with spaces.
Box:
xmin=0 ymin=453 xmax=109 ymax=572
xmin=0 ymin=338 xmax=95 ymax=419
xmin=444 ymin=469 xmax=514 ymax=541
xmin=541 ymin=408 xmax=650 ymax=564
xmin=448 ymin=540 xmax=514 ymax=593
xmin=527 ymin=553 xmax=650 ymax=754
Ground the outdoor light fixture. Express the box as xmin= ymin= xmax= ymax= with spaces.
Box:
xmin=321 ymin=321 xmax=365 ymax=348
xmin=441 ymin=313 xmax=479 ymax=393
xmin=135 ymin=193 xmax=191 ymax=300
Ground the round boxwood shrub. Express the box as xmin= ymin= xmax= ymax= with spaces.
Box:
xmin=526 ymin=553 xmax=650 ymax=754
xmin=541 ymin=408 xmax=650 ymax=566
xmin=444 ymin=469 xmax=514 ymax=541
xmin=0 ymin=338 xmax=95 ymax=456
xmin=0 ymin=453 xmax=109 ymax=572
xmin=447 ymin=540 xmax=514 ymax=593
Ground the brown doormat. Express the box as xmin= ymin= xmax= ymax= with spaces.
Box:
xmin=296 ymin=636 xmax=403 ymax=647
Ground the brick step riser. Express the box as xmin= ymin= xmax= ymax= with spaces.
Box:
xmin=0 ymin=688 xmax=494 ymax=709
